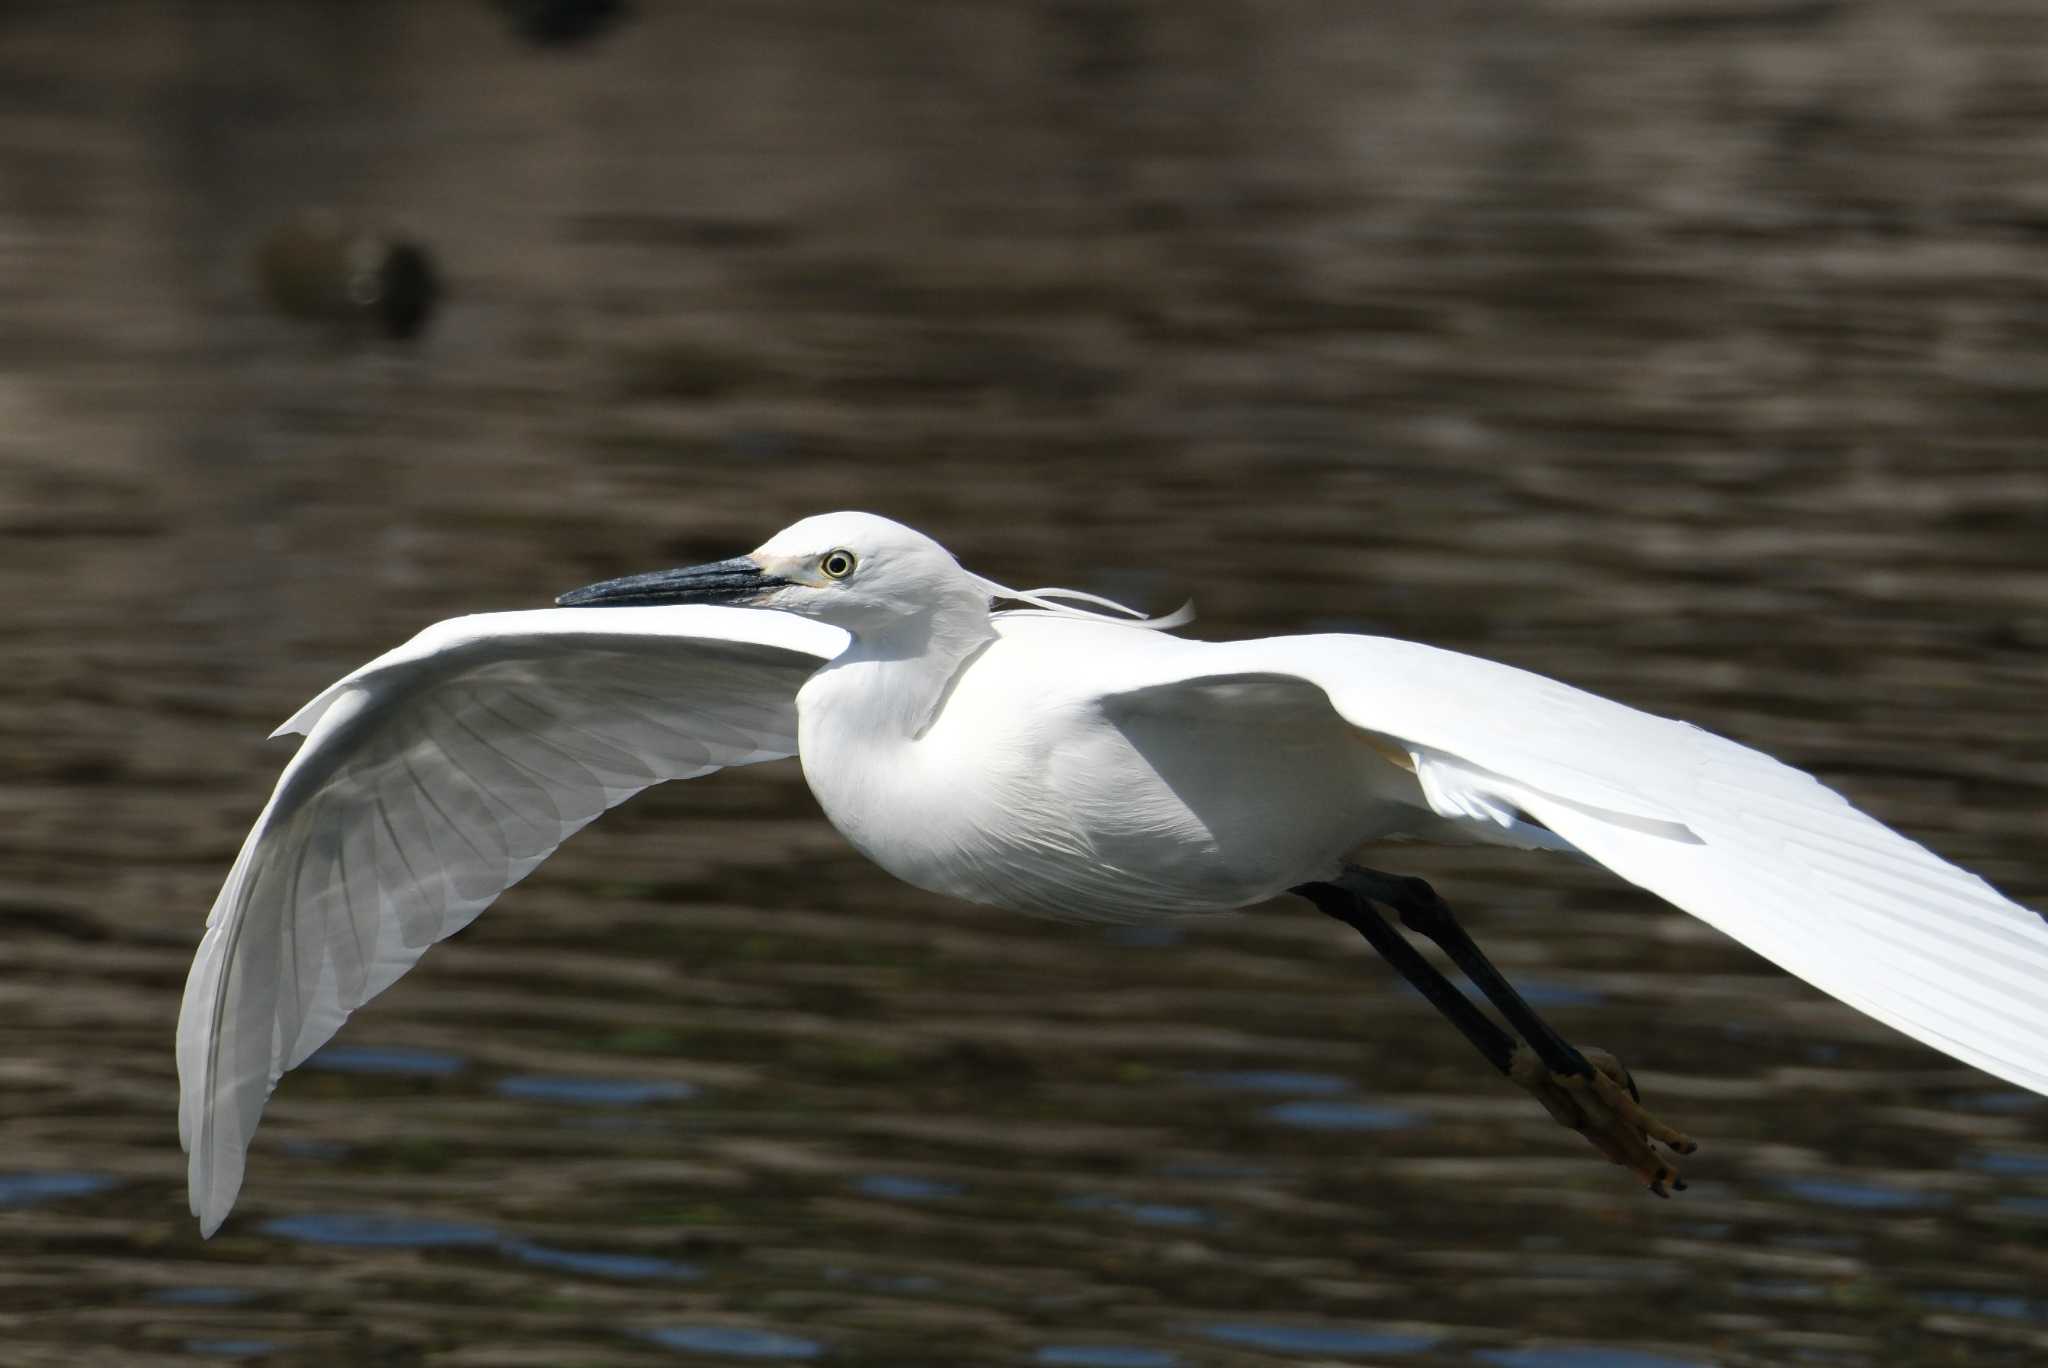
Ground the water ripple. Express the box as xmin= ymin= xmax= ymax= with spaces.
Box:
xmin=0 ymin=1172 xmax=115 ymax=1208
xmin=304 ymin=1044 xmax=467 ymax=1077
xmin=1918 ymin=1290 xmax=2048 ymax=1322
xmin=1994 ymin=1196 xmax=2048 ymax=1219
xmin=1477 ymin=1349 xmax=1718 ymax=1368
xmin=1063 ymin=1194 xmax=1215 ymax=1227
xmin=146 ymin=1286 xmax=255 ymax=1306
xmin=502 ymin=1240 xmax=701 ymax=1280
xmin=1036 ymin=1347 xmax=1181 ymax=1368
xmin=260 ymin=1212 xmax=500 ymax=1247
xmin=183 ymin=1341 xmax=278 ymax=1359
xmin=1262 ymin=1100 xmax=1420 ymax=1131
xmin=1185 ymin=1323 xmax=1439 ymax=1355
xmin=1186 ymin=1070 xmax=1352 ymax=1095
xmin=1768 ymin=1178 xmax=1948 ymax=1212
xmin=639 ymin=1325 xmax=824 ymax=1358
xmin=495 ymin=1075 xmax=699 ymax=1106
xmin=1963 ymin=1151 xmax=2048 ymax=1177
xmin=852 ymin=1174 xmax=964 ymax=1200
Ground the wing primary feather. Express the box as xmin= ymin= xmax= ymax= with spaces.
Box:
xmin=1096 ymin=631 xmax=2048 ymax=1099
xmin=179 ymin=608 xmax=838 ymax=1236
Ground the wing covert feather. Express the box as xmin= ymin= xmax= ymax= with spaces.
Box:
xmin=178 ymin=606 xmax=845 ymax=1235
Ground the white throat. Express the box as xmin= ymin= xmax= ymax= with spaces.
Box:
xmin=799 ymin=592 xmax=996 ymax=743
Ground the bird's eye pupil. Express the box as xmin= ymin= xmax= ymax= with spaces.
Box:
xmin=822 ymin=550 xmax=856 ymax=580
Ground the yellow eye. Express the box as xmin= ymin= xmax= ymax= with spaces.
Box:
xmin=820 ymin=549 xmax=857 ymax=580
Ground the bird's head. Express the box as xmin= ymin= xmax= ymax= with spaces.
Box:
xmin=557 ymin=511 xmax=986 ymax=634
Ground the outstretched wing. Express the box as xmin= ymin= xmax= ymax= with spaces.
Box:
xmin=1102 ymin=632 xmax=2048 ymax=1096
xmin=178 ymin=605 xmax=847 ymax=1236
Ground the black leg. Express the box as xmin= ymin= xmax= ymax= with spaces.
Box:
xmin=1293 ymin=877 xmax=1516 ymax=1075
xmin=1297 ymin=864 xmax=1696 ymax=1197
xmin=1330 ymin=866 xmax=1597 ymax=1080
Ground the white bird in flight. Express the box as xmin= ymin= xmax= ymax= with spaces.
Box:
xmin=180 ymin=511 xmax=2048 ymax=1235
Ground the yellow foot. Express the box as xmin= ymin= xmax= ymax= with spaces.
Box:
xmin=1508 ymin=1044 xmax=1697 ymax=1197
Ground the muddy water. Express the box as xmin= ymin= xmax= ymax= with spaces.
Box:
xmin=5 ymin=2 xmax=2048 ymax=1364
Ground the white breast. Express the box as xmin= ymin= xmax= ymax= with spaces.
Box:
xmin=798 ymin=619 xmax=1425 ymax=923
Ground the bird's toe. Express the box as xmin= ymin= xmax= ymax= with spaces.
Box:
xmin=1508 ymin=1044 xmax=1697 ymax=1192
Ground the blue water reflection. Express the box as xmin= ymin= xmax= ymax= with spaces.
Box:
xmin=261 ymin=1212 xmax=500 ymax=1247
xmin=1477 ymin=1348 xmax=1717 ymax=1368
xmin=561 ymin=1113 xmax=670 ymax=1133
xmin=1995 ymin=1196 xmax=2048 ymax=1218
xmin=1963 ymin=1151 xmax=2048 ymax=1177
xmin=1187 ymin=1323 xmax=1439 ymax=1355
xmin=1768 ymin=1177 xmax=1948 ymax=1211
xmin=822 ymin=1265 xmax=944 ymax=1294
xmin=502 ymin=1240 xmax=701 ymax=1280
xmin=852 ymin=1174 xmax=963 ymax=1201
xmin=147 ymin=1286 xmax=255 ymax=1306
xmin=1102 ymin=926 xmax=1183 ymax=948
xmin=1397 ymin=979 xmax=1602 ymax=1010
xmin=1262 ymin=1100 xmax=1419 ymax=1131
xmin=0 ymin=1172 xmax=115 ymax=1208
xmin=1187 ymin=1070 xmax=1351 ymax=1095
xmin=1158 ymin=1160 xmax=1269 ymax=1181
xmin=640 ymin=1325 xmax=824 ymax=1358
xmin=1037 ymin=1347 xmax=1181 ymax=1368
xmin=1062 ymin=1194 xmax=1214 ymax=1227
xmin=1955 ymin=1091 xmax=2044 ymax=1114
xmin=1731 ymin=1279 xmax=1825 ymax=1303
xmin=183 ymin=1341 xmax=278 ymax=1359
xmin=496 ymin=1075 xmax=698 ymax=1105
xmin=304 ymin=1044 xmax=466 ymax=1077
xmin=1919 ymin=1290 xmax=2048 ymax=1322
xmin=1514 ymin=982 xmax=1605 ymax=1009
xmin=277 ymin=1139 xmax=351 ymax=1162
xmin=262 ymin=1213 xmax=705 ymax=1283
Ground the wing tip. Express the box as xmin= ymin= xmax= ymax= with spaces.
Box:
xmin=188 ymin=1140 xmax=241 ymax=1239
xmin=192 ymin=1192 xmax=228 ymax=1239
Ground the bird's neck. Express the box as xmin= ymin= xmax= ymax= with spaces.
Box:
xmin=803 ymin=600 xmax=996 ymax=743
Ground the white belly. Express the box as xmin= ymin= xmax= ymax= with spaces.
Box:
xmin=798 ymin=627 xmax=1433 ymax=923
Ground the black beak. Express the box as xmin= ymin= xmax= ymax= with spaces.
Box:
xmin=555 ymin=557 xmax=785 ymax=608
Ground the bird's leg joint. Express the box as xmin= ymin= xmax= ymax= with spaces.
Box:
xmin=1387 ymin=878 xmax=1454 ymax=937
xmin=1329 ymin=867 xmax=1451 ymax=930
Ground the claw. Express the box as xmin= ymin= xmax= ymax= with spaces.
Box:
xmin=1508 ymin=1044 xmax=1697 ymax=1194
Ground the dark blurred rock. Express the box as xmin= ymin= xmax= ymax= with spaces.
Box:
xmin=494 ymin=0 xmax=628 ymax=47
xmin=254 ymin=211 xmax=442 ymax=341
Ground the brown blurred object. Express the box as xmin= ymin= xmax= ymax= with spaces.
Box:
xmin=254 ymin=211 xmax=442 ymax=341
xmin=494 ymin=0 xmax=628 ymax=47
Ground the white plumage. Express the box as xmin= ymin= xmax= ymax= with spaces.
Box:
xmin=178 ymin=607 xmax=844 ymax=1234
xmin=179 ymin=511 xmax=2047 ymax=1235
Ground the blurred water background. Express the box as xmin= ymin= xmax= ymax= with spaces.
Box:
xmin=5 ymin=1 xmax=2048 ymax=1364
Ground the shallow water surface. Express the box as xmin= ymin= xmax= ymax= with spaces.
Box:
xmin=5 ymin=2 xmax=2048 ymax=1365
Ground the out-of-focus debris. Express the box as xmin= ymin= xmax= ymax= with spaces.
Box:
xmin=254 ymin=211 xmax=442 ymax=341
xmin=494 ymin=0 xmax=629 ymax=47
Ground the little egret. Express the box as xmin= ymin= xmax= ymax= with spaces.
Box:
xmin=180 ymin=511 xmax=2048 ymax=1234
